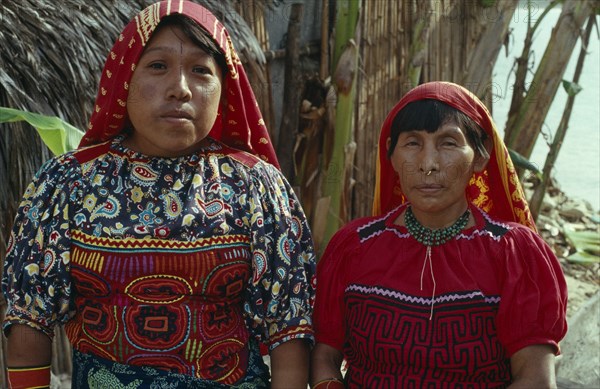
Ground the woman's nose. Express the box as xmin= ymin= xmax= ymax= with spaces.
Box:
xmin=168 ymin=69 xmax=192 ymax=101
xmin=419 ymin=142 xmax=439 ymax=174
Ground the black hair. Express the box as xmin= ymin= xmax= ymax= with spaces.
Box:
xmin=152 ymin=14 xmax=228 ymax=77
xmin=387 ymin=99 xmax=489 ymax=159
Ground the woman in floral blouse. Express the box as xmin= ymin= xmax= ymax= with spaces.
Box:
xmin=3 ymin=2 xmax=315 ymax=388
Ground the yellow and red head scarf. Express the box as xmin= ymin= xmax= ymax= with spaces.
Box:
xmin=79 ymin=0 xmax=279 ymax=169
xmin=373 ymin=81 xmax=536 ymax=231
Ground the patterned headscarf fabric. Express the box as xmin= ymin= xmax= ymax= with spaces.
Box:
xmin=373 ymin=81 xmax=536 ymax=231
xmin=79 ymin=0 xmax=279 ymax=169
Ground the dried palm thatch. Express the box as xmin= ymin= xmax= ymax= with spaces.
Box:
xmin=0 ymin=0 xmax=269 ymax=261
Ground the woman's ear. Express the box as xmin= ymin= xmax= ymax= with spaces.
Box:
xmin=474 ymin=137 xmax=492 ymax=173
xmin=386 ymin=137 xmax=392 ymax=153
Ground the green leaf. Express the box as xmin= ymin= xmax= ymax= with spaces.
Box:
xmin=0 ymin=107 xmax=84 ymax=155
xmin=508 ymin=148 xmax=542 ymax=176
xmin=566 ymin=250 xmax=600 ymax=264
xmin=563 ymin=226 xmax=600 ymax=263
xmin=561 ymin=80 xmax=583 ymax=97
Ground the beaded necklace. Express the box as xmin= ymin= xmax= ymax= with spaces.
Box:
xmin=404 ymin=205 xmax=470 ymax=320
xmin=404 ymin=206 xmax=470 ymax=246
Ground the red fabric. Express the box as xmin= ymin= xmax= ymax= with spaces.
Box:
xmin=65 ymin=230 xmax=253 ymax=383
xmin=79 ymin=0 xmax=279 ymax=168
xmin=314 ymin=204 xmax=567 ymax=387
xmin=7 ymin=365 xmax=51 ymax=389
xmin=373 ymin=81 xmax=535 ymax=231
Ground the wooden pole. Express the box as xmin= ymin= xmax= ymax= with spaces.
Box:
xmin=320 ymin=0 xmax=329 ymax=80
xmin=276 ymin=3 xmax=303 ymax=179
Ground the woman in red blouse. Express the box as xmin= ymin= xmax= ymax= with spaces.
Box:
xmin=311 ymin=81 xmax=567 ymax=388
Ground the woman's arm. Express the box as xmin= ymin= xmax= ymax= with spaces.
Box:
xmin=310 ymin=343 xmax=344 ymax=386
xmin=509 ymin=344 xmax=557 ymax=388
xmin=6 ymin=324 xmax=52 ymax=366
xmin=270 ymin=339 xmax=310 ymax=388
xmin=6 ymin=324 xmax=53 ymax=388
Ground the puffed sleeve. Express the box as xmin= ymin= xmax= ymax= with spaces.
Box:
xmin=313 ymin=219 xmax=361 ymax=351
xmin=495 ymin=225 xmax=568 ymax=356
xmin=243 ymin=162 xmax=316 ymax=350
xmin=2 ymin=153 xmax=83 ymax=338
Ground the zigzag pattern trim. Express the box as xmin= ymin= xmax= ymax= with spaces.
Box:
xmin=357 ymin=214 xmax=388 ymax=243
xmin=71 ymin=230 xmax=250 ymax=252
xmin=358 ymin=206 xmax=514 ymax=244
xmin=479 ymin=207 xmax=512 ymax=231
xmin=346 ymin=284 xmax=501 ymax=306
xmin=456 ymin=229 xmax=499 ymax=242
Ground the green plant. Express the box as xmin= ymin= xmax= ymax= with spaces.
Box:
xmin=0 ymin=107 xmax=84 ymax=155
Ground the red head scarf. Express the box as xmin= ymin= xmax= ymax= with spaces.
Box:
xmin=79 ymin=0 xmax=279 ymax=169
xmin=373 ymin=81 xmax=536 ymax=231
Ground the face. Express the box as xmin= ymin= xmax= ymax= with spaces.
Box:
xmin=388 ymin=121 xmax=488 ymax=225
xmin=125 ymin=25 xmax=223 ymax=157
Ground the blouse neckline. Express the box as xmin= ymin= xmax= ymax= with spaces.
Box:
xmin=383 ymin=202 xmax=484 ymax=237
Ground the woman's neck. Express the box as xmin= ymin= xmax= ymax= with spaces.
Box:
xmin=406 ymin=202 xmax=470 ymax=229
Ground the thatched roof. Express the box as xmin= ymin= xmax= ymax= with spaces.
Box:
xmin=0 ymin=0 xmax=270 ymax=261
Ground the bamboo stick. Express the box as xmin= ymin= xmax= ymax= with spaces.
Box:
xmin=504 ymin=0 xmax=594 ymax=158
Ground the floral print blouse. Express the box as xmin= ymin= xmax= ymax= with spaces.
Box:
xmin=2 ymin=136 xmax=315 ymax=381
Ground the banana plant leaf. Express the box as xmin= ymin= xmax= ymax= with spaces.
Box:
xmin=0 ymin=107 xmax=84 ymax=155
xmin=563 ymin=226 xmax=600 ymax=263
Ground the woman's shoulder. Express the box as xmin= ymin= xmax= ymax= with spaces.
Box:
xmin=329 ymin=214 xmax=387 ymax=245
xmin=471 ymin=206 xmax=545 ymax=244
xmin=214 ymin=142 xmax=265 ymax=169
xmin=34 ymin=147 xmax=85 ymax=179
xmin=71 ymin=140 xmax=113 ymax=165
xmin=205 ymin=141 xmax=282 ymax=182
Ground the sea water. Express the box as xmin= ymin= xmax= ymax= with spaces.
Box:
xmin=492 ymin=5 xmax=600 ymax=211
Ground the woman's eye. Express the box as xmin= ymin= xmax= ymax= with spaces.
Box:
xmin=149 ymin=62 xmax=166 ymax=70
xmin=193 ymin=66 xmax=210 ymax=74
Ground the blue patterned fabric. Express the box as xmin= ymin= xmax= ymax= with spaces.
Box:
xmin=71 ymin=340 xmax=270 ymax=388
xmin=3 ymin=136 xmax=315 ymax=384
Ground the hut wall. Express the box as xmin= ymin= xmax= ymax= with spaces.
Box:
xmin=353 ymin=0 xmax=411 ymax=219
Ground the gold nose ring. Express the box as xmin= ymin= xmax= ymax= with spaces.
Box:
xmin=426 ymin=170 xmax=433 ymax=176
